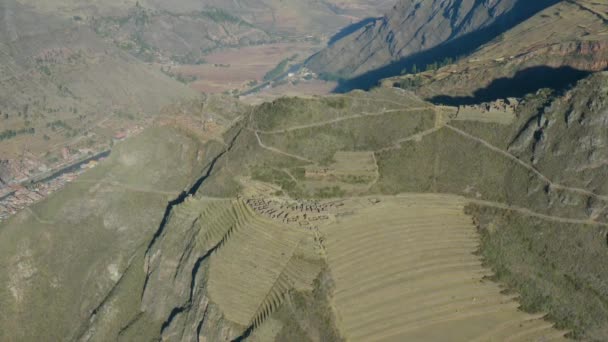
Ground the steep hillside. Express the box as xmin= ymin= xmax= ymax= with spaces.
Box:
xmin=0 ymin=0 xmax=198 ymax=172
xmin=3 ymin=74 xmax=608 ymax=340
xmin=0 ymin=125 xmax=211 ymax=341
xmin=90 ymin=6 xmax=273 ymax=64
xmin=0 ymin=1 xmax=196 ymax=104
xmin=306 ymin=0 xmax=560 ymax=89
xmin=9 ymin=0 xmax=394 ymax=67
xmin=16 ymin=0 xmax=392 ymax=42
xmin=0 ymin=0 xmax=197 ymax=124
xmin=388 ymin=0 xmax=608 ymax=104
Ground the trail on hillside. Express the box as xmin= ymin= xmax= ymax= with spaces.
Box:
xmin=256 ymin=106 xmax=432 ymax=134
xmin=445 ymin=124 xmax=608 ymax=202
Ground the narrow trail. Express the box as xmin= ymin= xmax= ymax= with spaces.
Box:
xmin=279 ymin=168 xmax=298 ymax=183
xmin=25 ymin=207 xmax=56 ymax=225
xmin=566 ymin=0 xmax=608 ymax=23
xmin=257 ymin=107 xmax=432 ymax=134
xmin=391 ymin=193 xmax=608 ymax=227
xmin=338 ymin=93 xmax=423 ymax=108
xmin=375 ymin=127 xmax=442 ymax=153
xmin=374 ymin=106 xmax=446 ymax=153
xmin=254 ymin=131 xmax=313 ymax=163
xmin=467 ymin=198 xmax=608 ymax=227
xmin=72 ymin=179 xmax=179 ymax=196
xmin=365 ymin=153 xmax=380 ymax=192
xmin=445 ymin=124 xmax=608 ymax=202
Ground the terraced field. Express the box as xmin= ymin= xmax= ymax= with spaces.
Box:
xmin=207 ymin=200 xmax=321 ymax=327
xmin=322 ymin=194 xmax=566 ymax=341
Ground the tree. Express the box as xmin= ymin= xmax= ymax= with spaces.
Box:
xmin=411 ymin=64 xmax=418 ymax=74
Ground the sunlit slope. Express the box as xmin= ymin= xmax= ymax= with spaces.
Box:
xmin=323 ymin=195 xmax=565 ymax=341
xmin=207 ymin=200 xmax=321 ymax=327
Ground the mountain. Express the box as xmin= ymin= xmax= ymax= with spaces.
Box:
xmin=386 ymin=0 xmax=608 ymax=104
xmin=2 ymin=1 xmax=608 ymax=341
xmin=14 ymin=0 xmax=393 ymax=64
xmin=305 ymin=0 xmax=560 ymax=89
xmin=0 ymin=0 xmax=197 ymax=127
xmin=2 ymin=73 xmax=608 ymax=340
xmin=0 ymin=0 xmax=200 ymax=187
xmin=90 ymin=6 xmax=273 ymax=64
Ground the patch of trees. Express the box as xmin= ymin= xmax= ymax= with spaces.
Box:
xmin=198 ymin=8 xmax=253 ymax=27
xmin=46 ymin=120 xmax=72 ymax=132
xmin=396 ymin=76 xmax=424 ymax=90
xmin=318 ymin=72 xmax=344 ymax=82
xmin=263 ymin=54 xmax=298 ymax=82
xmin=0 ymin=127 xmax=35 ymax=141
xmin=160 ymin=67 xmax=197 ymax=84
xmin=400 ymin=57 xmax=455 ymax=76
xmin=396 ymin=57 xmax=458 ymax=90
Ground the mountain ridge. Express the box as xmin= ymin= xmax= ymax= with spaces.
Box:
xmin=306 ymin=0 xmax=561 ymax=89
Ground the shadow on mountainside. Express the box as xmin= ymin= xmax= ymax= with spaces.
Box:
xmin=427 ymin=66 xmax=593 ymax=105
xmin=332 ymin=0 xmax=561 ymax=93
xmin=327 ymin=17 xmax=380 ymax=46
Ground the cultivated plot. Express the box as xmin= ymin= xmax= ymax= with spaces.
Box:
xmin=322 ymin=194 xmax=566 ymax=341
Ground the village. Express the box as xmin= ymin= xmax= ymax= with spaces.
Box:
xmin=0 ymin=124 xmax=145 ymax=223
xmin=0 ymin=164 xmax=93 ymax=222
xmin=244 ymin=197 xmax=347 ymax=228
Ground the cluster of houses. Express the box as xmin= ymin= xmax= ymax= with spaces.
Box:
xmin=0 ymin=158 xmax=103 ymax=222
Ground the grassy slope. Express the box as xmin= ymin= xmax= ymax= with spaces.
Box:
xmin=0 ymin=126 xmax=207 ymax=341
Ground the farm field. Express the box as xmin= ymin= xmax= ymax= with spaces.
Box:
xmin=207 ymin=199 xmax=320 ymax=327
xmin=323 ymin=194 xmax=566 ymax=341
xmin=186 ymin=192 xmax=566 ymax=341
